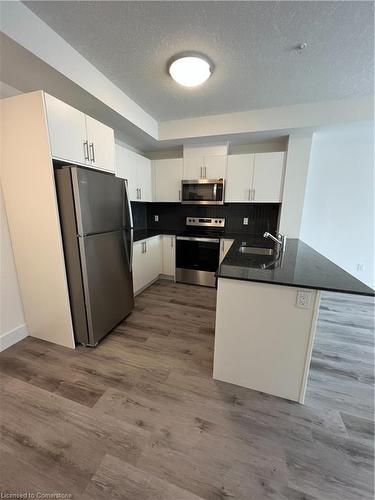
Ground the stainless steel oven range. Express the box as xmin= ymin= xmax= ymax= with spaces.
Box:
xmin=176 ymin=217 xmax=225 ymax=287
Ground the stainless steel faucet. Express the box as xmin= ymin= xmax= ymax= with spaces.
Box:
xmin=263 ymin=231 xmax=286 ymax=255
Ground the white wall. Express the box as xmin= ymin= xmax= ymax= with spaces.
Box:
xmin=300 ymin=121 xmax=374 ymax=288
xmin=279 ymin=131 xmax=314 ymax=238
xmin=0 ymin=187 xmax=28 ymax=350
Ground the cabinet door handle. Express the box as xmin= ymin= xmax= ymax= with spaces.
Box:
xmin=200 ymin=166 xmax=202 ymax=178
xmin=140 ymin=188 xmax=142 ymax=199
xmin=252 ymin=189 xmax=255 ymax=201
xmin=144 ymin=241 xmax=147 ymax=253
xmin=171 ymin=237 xmax=174 ymax=248
xmin=221 ymin=240 xmax=224 ymax=252
xmin=248 ymin=188 xmax=251 ymax=201
xmin=83 ymin=141 xmax=89 ymax=161
xmin=89 ymin=142 xmax=95 ymax=163
xmin=204 ymin=166 xmax=207 ymax=178
xmin=178 ymin=189 xmax=181 ymax=201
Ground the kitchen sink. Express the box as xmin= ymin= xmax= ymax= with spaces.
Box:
xmin=239 ymin=246 xmax=275 ymax=256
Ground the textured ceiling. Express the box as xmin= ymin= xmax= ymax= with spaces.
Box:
xmin=24 ymin=1 xmax=374 ymax=121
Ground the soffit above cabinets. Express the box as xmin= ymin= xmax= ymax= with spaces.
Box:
xmin=24 ymin=0 xmax=374 ymax=121
xmin=2 ymin=3 xmax=373 ymax=153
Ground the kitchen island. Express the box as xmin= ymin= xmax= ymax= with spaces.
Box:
xmin=214 ymin=238 xmax=374 ymax=403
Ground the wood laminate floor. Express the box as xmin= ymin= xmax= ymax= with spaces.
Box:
xmin=0 ymin=280 xmax=374 ymax=499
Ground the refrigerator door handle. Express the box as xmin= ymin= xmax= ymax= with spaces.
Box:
xmin=123 ymin=179 xmax=134 ymax=229
xmin=129 ymin=229 xmax=134 ymax=271
xmin=122 ymin=228 xmax=133 ymax=271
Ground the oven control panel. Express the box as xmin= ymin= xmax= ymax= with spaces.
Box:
xmin=186 ymin=217 xmax=225 ymax=228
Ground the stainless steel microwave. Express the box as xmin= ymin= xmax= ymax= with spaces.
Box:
xmin=181 ymin=179 xmax=225 ymax=205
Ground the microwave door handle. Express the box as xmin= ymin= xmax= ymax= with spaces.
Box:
xmin=213 ymin=183 xmax=217 ymax=201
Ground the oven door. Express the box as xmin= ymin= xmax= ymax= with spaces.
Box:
xmin=176 ymin=236 xmax=220 ymax=287
xmin=181 ymin=179 xmax=224 ymax=205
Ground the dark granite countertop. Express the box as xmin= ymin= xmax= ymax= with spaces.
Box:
xmin=133 ymin=229 xmax=176 ymax=242
xmin=132 ymin=229 xmax=373 ymax=296
xmin=217 ymin=237 xmax=374 ymax=296
xmin=133 ymin=228 xmax=257 ymax=242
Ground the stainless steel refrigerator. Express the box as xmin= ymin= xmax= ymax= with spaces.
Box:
xmin=55 ymin=166 xmax=134 ymax=346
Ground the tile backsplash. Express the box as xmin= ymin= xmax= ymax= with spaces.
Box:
xmin=145 ymin=202 xmax=280 ymax=235
xmin=131 ymin=202 xmax=148 ymax=229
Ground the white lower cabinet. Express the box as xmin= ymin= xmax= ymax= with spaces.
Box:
xmin=133 ymin=235 xmax=176 ymax=294
xmin=219 ymin=239 xmax=235 ymax=264
xmin=132 ymin=240 xmax=146 ymax=295
xmin=162 ymin=235 xmax=176 ymax=277
xmin=132 ymin=236 xmax=162 ymax=295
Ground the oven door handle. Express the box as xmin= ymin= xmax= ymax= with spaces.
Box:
xmin=176 ymin=236 xmax=220 ymax=243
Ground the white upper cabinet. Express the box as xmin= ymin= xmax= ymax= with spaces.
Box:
xmin=44 ymin=93 xmax=87 ymax=165
xmin=183 ymin=155 xmax=227 ymax=179
xmin=115 ymin=144 xmax=152 ymax=202
xmin=225 ymin=154 xmax=254 ymax=202
xmin=252 ymin=152 xmax=285 ymax=203
xmin=225 ymin=152 xmax=285 ymax=203
xmin=136 ymin=154 xmax=152 ymax=202
xmin=204 ymin=155 xmax=227 ymax=179
xmin=154 ymin=158 xmax=183 ymax=202
xmin=115 ymin=144 xmax=138 ymax=200
xmin=85 ymin=116 xmax=115 ymax=172
xmin=44 ymin=93 xmax=115 ymax=173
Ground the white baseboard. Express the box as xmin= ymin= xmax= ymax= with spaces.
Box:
xmin=0 ymin=323 xmax=28 ymax=352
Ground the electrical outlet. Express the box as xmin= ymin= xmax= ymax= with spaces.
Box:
xmin=243 ymin=217 xmax=248 ymax=225
xmin=296 ymin=290 xmax=312 ymax=309
xmin=154 ymin=215 xmax=159 ymax=222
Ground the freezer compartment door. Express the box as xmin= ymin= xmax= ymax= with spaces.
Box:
xmin=79 ymin=230 xmax=134 ymax=345
xmin=71 ymin=167 xmax=129 ymax=235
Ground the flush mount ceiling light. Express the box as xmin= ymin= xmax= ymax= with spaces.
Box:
xmin=168 ymin=53 xmax=213 ymax=87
